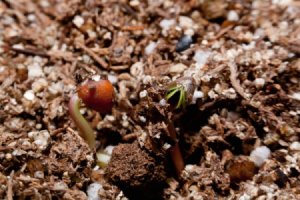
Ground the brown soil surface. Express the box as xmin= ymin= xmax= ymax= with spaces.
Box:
xmin=0 ymin=0 xmax=300 ymax=199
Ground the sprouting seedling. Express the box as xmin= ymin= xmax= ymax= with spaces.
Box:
xmin=164 ymin=77 xmax=196 ymax=176
xmin=68 ymin=79 xmax=114 ymax=149
xmin=166 ymin=85 xmax=186 ymax=109
xmin=165 ymin=77 xmax=195 ymax=109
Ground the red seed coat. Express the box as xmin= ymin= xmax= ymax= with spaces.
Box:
xmin=78 ymin=80 xmax=114 ymax=113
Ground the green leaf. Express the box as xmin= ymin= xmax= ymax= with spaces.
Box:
xmin=166 ymin=87 xmax=180 ymax=100
xmin=166 ymin=85 xmax=187 ymax=109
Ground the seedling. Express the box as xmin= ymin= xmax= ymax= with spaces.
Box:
xmin=165 ymin=77 xmax=196 ymax=176
xmin=68 ymin=79 xmax=114 ymax=149
xmin=166 ymin=85 xmax=186 ymax=109
xmin=166 ymin=77 xmax=195 ymax=110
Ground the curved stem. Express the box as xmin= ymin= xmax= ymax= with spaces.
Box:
xmin=69 ymin=94 xmax=95 ymax=148
xmin=167 ymin=121 xmax=185 ymax=177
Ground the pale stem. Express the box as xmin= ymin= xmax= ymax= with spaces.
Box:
xmin=69 ymin=94 xmax=95 ymax=148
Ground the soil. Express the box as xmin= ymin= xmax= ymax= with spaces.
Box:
xmin=1 ymin=0 xmax=300 ymax=200
xmin=106 ymin=141 xmax=167 ymax=200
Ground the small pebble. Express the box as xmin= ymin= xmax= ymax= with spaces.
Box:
xmin=179 ymin=16 xmax=194 ymax=29
xmin=34 ymin=171 xmax=44 ymax=179
xmin=91 ymin=75 xmax=101 ymax=81
xmin=28 ymin=130 xmax=50 ymax=150
xmin=139 ymin=115 xmax=146 ymax=123
xmin=162 ymin=143 xmax=171 ymax=150
xmin=176 ymin=35 xmax=193 ymax=52
xmin=5 ymin=153 xmax=12 ymax=160
xmin=254 ymin=78 xmax=265 ymax=88
xmin=32 ymin=78 xmax=48 ymax=93
xmin=169 ymin=63 xmax=187 ymax=74
xmin=87 ymin=183 xmax=103 ymax=200
xmin=159 ymin=99 xmax=167 ymax=106
xmin=227 ymin=10 xmax=239 ymax=22
xmin=73 ymin=15 xmax=84 ymax=28
xmin=12 ymin=149 xmax=26 ymax=156
xmin=53 ymin=181 xmax=68 ymax=190
xmin=139 ymin=90 xmax=148 ymax=98
xmin=130 ymin=62 xmax=144 ymax=77
xmin=129 ymin=0 xmax=140 ymax=6
xmin=193 ymin=50 xmax=211 ymax=69
xmin=290 ymin=142 xmax=300 ymax=151
xmin=250 ymin=146 xmax=271 ymax=167
xmin=159 ymin=19 xmax=176 ymax=32
xmin=104 ymin=145 xmax=115 ymax=155
xmin=222 ymin=88 xmax=237 ymax=99
xmin=290 ymin=92 xmax=300 ymax=101
xmin=107 ymin=74 xmax=118 ymax=85
xmin=24 ymin=90 xmax=35 ymax=101
xmin=28 ymin=63 xmax=44 ymax=78
xmin=145 ymin=41 xmax=158 ymax=55
xmin=96 ymin=152 xmax=111 ymax=167
xmin=192 ymin=90 xmax=204 ymax=103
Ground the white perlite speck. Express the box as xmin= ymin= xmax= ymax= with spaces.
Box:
xmin=250 ymin=146 xmax=271 ymax=167
xmin=159 ymin=19 xmax=176 ymax=32
xmin=169 ymin=63 xmax=187 ymax=74
xmin=104 ymin=145 xmax=115 ymax=155
xmin=24 ymin=90 xmax=35 ymax=101
xmin=290 ymin=142 xmax=300 ymax=151
xmin=162 ymin=143 xmax=171 ymax=150
xmin=53 ymin=181 xmax=68 ymax=190
xmin=179 ymin=16 xmax=194 ymax=29
xmin=28 ymin=63 xmax=44 ymax=78
xmin=28 ymin=130 xmax=50 ymax=150
xmin=32 ymin=78 xmax=48 ymax=92
xmin=86 ymin=183 xmax=102 ymax=200
xmin=139 ymin=90 xmax=148 ymax=98
xmin=192 ymin=91 xmax=204 ymax=103
xmin=193 ymin=51 xmax=211 ymax=70
xmin=145 ymin=41 xmax=158 ymax=55
xmin=290 ymin=92 xmax=300 ymax=101
xmin=107 ymin=74 xmax=118 ymax=85
xmin=272 ymin=0 xmax=292 ymax=6
xmin=159 ymin=99 xmax=167 ymax=106
xmin=130 ymin=62 xmax=144 ymax=77
xmin=227 ymin=10 xmax=239 ymax=22
xmin=222 ymin=88 xmax=237 ymax=99
xmin=34 ymin=171 xmax=44 ymax=179
xmin=91 ymin=75 xmax=101 ymax=81
xmin=238 ymin=194 xmax=251 ymax=200
xmin=73 ymin=15 xmax=84 ymax=28
xmin=254 ymin=78 xmax=265 ymax=88
xmin=139 ymin=115 xmax=146 ymax=123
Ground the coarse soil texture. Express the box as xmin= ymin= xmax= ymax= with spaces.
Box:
xmin=0 ymin=0 xmax=300 ymax=199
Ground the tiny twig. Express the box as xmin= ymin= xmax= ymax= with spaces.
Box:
xmin=122 ymin=132 xmax=140 ymax=142
xmin=228 ymin=62 xmax=249 ymax=100
xmin=206 ymin=64 xmax=226 ymax=76
xmin=76 ymin=42 xmax=108 ymax=69
xmin=209 ymin=25 xmax=234 ymax=44
xmin=3 ymin=45 xmax=50 ymax=58
xmin=7 ymin=171 xmax=14 ymax=200
xmin=121 ymin=25 xmax=145 ymax=31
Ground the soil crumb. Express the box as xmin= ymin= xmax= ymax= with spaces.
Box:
xmin=106 ymin=142 xmax=167 ymax=200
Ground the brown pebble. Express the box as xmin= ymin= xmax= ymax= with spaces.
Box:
xmin=226 ymin=156 xmax=257 ymax=183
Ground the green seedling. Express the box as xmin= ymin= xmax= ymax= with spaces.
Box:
xmin=166 ymin=85 xmax=187 ymax=109
xmin=164 ymin=77 xmax=196 ymax=176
